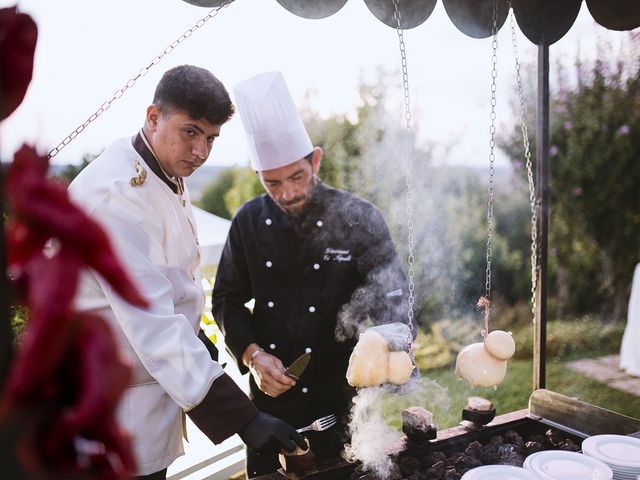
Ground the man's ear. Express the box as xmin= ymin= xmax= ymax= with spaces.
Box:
xmin=145 ymin=104 xmax=160 ymax=130
xmin=311 ymin=146 xmax=323 ymax=175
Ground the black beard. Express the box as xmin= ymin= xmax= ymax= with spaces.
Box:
xmin=277 ymin=176 xmax=318 ymax=219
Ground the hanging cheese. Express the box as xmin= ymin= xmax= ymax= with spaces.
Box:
xmin=455 ymin=342 xmax=507 ymax=387
xmin=346 ymin=330 xmax=389 ymax=387
xmin=387 ymin=351 xmax=415 ymax=385
xmin=483 ymin=330 xmax=515 ymax=360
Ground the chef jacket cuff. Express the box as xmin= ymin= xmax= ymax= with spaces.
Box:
xmin=186 ymin=372 xmax=258 ymax=444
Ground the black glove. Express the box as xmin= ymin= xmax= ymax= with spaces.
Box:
xmin=239 ymin=411 xmax=306 ymax=454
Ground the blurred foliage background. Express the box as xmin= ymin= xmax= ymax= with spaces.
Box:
xmin=197 ymin=35 xmax=639 ymax=331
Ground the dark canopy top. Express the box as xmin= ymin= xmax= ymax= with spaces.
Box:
xmin=182 ymin=0 xmax=640 ymax=44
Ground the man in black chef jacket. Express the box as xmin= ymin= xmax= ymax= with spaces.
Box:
xmin=212 ymin=71 xmax=411 ymax=478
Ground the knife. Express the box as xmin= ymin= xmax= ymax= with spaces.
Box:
xmin=284 ymin=352 xmax=311 ymax=381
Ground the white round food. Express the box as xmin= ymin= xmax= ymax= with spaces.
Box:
xmin=455 ymin=342 xmax=507 ymax=387
xmin=346 ymin=330 xmax=389 ymax=387
xmin=387 ymin=351 xmax=415 ymax=385
xmin=483 ymin=330 xmax=516 ymax=360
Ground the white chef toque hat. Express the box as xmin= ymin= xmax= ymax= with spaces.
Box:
xmin=233 ymin=71 xmax=313 ymax=171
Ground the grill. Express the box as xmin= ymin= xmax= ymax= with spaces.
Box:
xmin=254 ymin=389 xmax=640 ymax=480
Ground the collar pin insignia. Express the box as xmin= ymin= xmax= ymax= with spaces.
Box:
xmin=130 ymin=161 xmax=147 ymax=187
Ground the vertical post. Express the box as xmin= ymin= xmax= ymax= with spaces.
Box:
xmin=533 ymin=42 xmax=549 ymax=391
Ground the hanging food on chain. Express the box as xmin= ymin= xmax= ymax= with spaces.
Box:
xmin=455 ymin=1 xmax=518 ymax=389
xmin=345 ymin=0 xmax=420 ymax=391
xmin=212 ymin=70 xmax=414 ymax=478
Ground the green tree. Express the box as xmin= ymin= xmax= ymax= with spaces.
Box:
xmin=197 ymin=167 xmax=238 ymax=219
xmin=501 ymin=36 xmax=640 ymax=320
xmin=55 ymin=153 xmax=97 ymax=184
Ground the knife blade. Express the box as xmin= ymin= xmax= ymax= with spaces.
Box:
xmin=284 ymin=352 xmax=311 ymax=380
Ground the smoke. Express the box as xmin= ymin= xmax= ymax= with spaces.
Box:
xmin=345 ymin=376 xmax=450 ymax=478
xmin=344 ymin=385 xmax=401 ymax=478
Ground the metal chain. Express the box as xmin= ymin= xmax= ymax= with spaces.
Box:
xmin=392 ymin=0 xmax=415 ymax=334
xmin=508 ymin=0 xmax=538 ymax=320
xmin=48 ymin=0 xmax=232 ymax=160
xmin=484 ymin=0 xmax=499 ymax=311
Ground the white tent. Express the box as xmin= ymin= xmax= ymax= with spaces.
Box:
xmin=192 ymin=205 xmax=231 ymax=270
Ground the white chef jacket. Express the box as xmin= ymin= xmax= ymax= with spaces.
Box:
xmin=69 ymin=133 xmax=225 ymax=475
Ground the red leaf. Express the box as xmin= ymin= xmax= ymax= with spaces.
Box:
xmin=0 ymin=6 xmax=38 ymax=120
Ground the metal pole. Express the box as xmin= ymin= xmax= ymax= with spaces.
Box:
xmin=533 ymin=41 xmax=549 ymax=390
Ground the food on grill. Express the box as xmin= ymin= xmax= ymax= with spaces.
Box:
xmin=278 ymin=437 xmax=316 ymax=474
xmin=466 ymin=396 xmax=493 ymax=411
xmin=402 ymin=407 xmax=437 ymax=444
xmin=455 ymin=342 xmax=507 ymax=387
xmin=483 ymin=330 xmax=516 ymax=360
xmin=346 ymin=329 xmax=414 ymax=387
xmin=462 ymin=396 xmax=496 ymax=425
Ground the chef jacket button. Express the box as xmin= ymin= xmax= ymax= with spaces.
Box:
xmin=265 ymin=218 xmax=272 ymax=225
xmin=308 ymin=306 xmax=316 ymax=313
xmin=313 ymin=263 xmax=320 ymax=270
xmin=316 ymin=220 xmax=323 ymax=227
xmin=269 ymin=343 xmax=276 ymax=350
xmin=266 ymin=261 xmax=273 ymax=268
xmin=305 ymin=347 xmax=312 ymax=353
xmin=302 ymin=387 xmax=309 ymax=394
xmin=268 ymin=301 xmax=275 ymax=308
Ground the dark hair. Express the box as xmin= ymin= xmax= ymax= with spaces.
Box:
xmin=153 ymin=65 xmax=234 ymax=125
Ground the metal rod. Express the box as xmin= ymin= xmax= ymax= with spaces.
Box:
xmin=533 ymin=42 xmax=549 ymax=390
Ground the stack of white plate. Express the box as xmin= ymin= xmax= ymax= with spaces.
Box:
xmin=523 ymin=450 xmax=613 ymax=480
xmin=582 ymin=434 xmax=640 ymax=480
xmin=461 ymin=465 xmax=539 ymax=479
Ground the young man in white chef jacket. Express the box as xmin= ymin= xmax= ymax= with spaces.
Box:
xmin=69 ymin=65 xmax=305 ymax=480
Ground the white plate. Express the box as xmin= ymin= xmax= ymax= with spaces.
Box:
xmin=461 ymin=465 xmax=539 ymax=480
xmin=524 ymin=450 xmax=613 ymax=480
xmin=582 ymin=435 xmax=640 ymax=468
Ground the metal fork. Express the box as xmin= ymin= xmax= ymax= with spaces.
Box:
xmin=296 ymin=414 xmax=337 ymax=433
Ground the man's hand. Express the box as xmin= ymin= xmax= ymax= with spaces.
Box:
xmin=239 ymin=411 xmax=306 ymax=454
xmin=249 ymin=350 xmax=296 ymax=397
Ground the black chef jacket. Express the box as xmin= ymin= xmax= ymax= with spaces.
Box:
xmin=212 ymin=181 xmax=409 ymax=437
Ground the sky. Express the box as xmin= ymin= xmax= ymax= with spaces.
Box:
xmin=0 ymin=0 xmax=636 ymax=169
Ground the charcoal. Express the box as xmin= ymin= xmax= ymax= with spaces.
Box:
xmin=398 ymin=455 xmax=422 ymax=476
xmin=488 ymin=434 xmax=504 ymax=446
xmin=351 ymin=472 xmax=381 ymax=480
xmin=480 ymin=443 xmax=499 ymax=464
xmin=526 ymin=433 xmax=545 ymax=444
xmin=452 ymin=453 xmax=482 ymax=473
xmin=388 ymin=464 xmax=403 ymax=480
xmin=424 ymin=451 xmax=447 ymax=468
xmin=545 ymin=429 xmax=564 ymax=447
xmin=426 ymin=460 xmax=446 ymax=479
xmin=498 ymin=445 xmax=524 ymax=467
xmin=503 ymin=430 xmax=524 ymax=451
xmin=405 ymin=473 xmax=427 ymax=480
xmin=558 ymin=439 xmax=580 ymax=452
xmin=524 ymin=440 xmax=545 ymax=456
xmin=465 ymin=440 xmax=483 ymax=460
xmin=443 ymin=468 xmax=461 ymax=480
